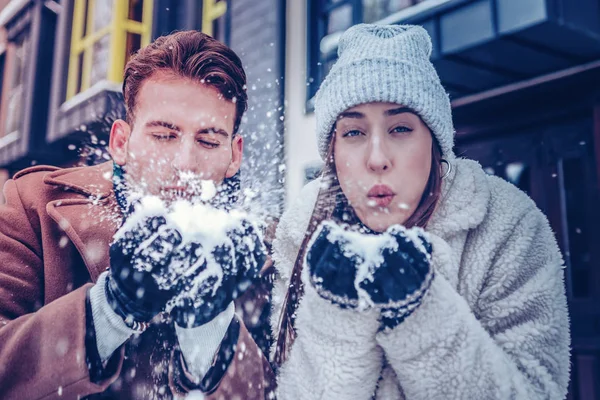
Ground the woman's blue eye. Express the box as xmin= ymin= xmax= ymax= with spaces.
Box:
xmin=391 ymin=126 xmax=412 ymax=134
xmin=343 ymin=130 xmax=363 ymax=138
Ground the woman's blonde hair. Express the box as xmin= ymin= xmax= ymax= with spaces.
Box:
xmin=272 ymin=126 xmax=444 ymax=367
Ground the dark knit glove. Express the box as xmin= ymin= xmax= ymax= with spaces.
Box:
xmin=358 ymin=225 xmax=434 ymax=330
xmin=170 ymin=219 xmax=267 ymax=328
xmin=106 ymin=214 xmax=183 ymax=324
xmin=305 ymin=221 xmax=362 ymax=308
xmin=306 ymin=221 xmax=434 ymax=329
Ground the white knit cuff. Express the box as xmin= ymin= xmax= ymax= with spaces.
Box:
xmin=277 ymin=269 xmax=382 ymax=400
xmin=89 ymin=271 xmax=136 ymax=362
xmin=175 ymin=302 xmax=235 ymax=380
xmin=299 ymin=267 xmax=380 ymax=340
xmin=375 ymin=234 xmax=460 ymax=359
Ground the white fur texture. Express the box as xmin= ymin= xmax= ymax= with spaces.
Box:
xmin=271 ymin=158 xmax=571 ymax=400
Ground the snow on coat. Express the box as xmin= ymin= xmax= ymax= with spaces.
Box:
xmin=271 ymin=158 xmax=571 ymax=400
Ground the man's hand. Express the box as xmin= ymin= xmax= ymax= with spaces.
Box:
xmin=170 ymin=219 xmax=267 ymax=328
xmin=106 ymin=213 xmax=183 ymax=324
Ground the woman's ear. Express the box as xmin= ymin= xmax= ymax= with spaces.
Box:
xmin=108 ymin=119 xmax=131 ymax=166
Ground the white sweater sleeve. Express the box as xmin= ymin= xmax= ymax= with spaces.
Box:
xmin=276 ymin=267 xmax=383 ymax=400
xmin=89 ymin=271 xmax=235 ymax=377
xmin=376 ymin=209 xmax=571 ymax=400
xmin=88 ymin=271 xmax=135 ymax=362
xmin=175 ymin=302 xmax=235 ymax=380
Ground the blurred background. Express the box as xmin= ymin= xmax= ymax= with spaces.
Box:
xmin=0 ymin=0 xmax=598 ymax=398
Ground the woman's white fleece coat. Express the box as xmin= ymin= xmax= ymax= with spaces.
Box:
xmin=271 ymin=158 xmax=571 ymax=400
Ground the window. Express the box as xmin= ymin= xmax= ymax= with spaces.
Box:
xmin=307 ymin=0 xmax=425 ymax=106
xmin=202 ymin=0 xmax=228 ymax=42
xmin=4 ymin=32 xmax=30 ymax=139
xmin=304 ymin=163 xmax=324 ymax=183
xmin=66 ymin=0 xmax=154 ymax=101
xmin=561 ymin=157 xmax=592 ymax=299
xmin=363 ymin=0 xmax=427 ymax=23
xmin=152 ymin=1 xmax=230 ymax=45
xmin=504 ymin=162 xmax=531 ymax=196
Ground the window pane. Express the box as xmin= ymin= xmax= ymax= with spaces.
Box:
xmin=504 ymin=162 xmax=531 ymax=196
xmin=483 ymin=166 xmax=495 ymax=175
xmin=92 ymin=0 xmax=112 ymax=33
xmin=326 ymin=3 xmax=353 ymax=35
xmin=76 ymin=52 xmax=84 ymax=93
xmin=91 ymin=34 xmax=110 ymax=87
xmin=211 ymin=3 xmax=228 ymax=45
xmin=81 ymin=0 xmax=90 ymax=37
xmin=562 ymin=157 xmax=592 ymax=298
xmin=363 ymin=0 xmax=415 ymax=23
xmin=128 ymin=0 xmax=144 ymax=23
xmin=390 ymin=0 xmax=418 ymax=11
xmin=5 ymin=86 xmax=24 ymax=135
xmin=5 ymin=34 xmax=30 ymax=135
xmin=125 ymin=32 xmax=142 ymax=64
xmin=12 ymin=37 xmax=28 ymax=90
xmin=304 ymin=164 xmax=323 ymax=183
xmin=323 ymin=57 xmax=337 ymax=78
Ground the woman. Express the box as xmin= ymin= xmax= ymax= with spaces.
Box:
xmin=271 ymin=24 xmax=570 ymax=399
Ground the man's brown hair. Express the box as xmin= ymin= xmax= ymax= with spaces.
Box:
xmin=122 ymin=31 xmax=248 ymax=134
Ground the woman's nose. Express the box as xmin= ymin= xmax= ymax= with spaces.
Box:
xmin=366 ymin=136 xmax=392 ymax=173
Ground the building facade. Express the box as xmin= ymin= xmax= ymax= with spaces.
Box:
xmin=0 ymin=0 xmax=598 ymax=397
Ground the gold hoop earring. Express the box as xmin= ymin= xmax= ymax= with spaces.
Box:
xmin=441 ymin=159 xmax=452 ymax=179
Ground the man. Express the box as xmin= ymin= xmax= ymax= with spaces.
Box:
xmin=0 ymin=31 xmax=274 ymax=399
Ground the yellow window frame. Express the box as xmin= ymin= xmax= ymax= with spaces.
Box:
xmin=67 ymin=0 xmax=154 ymax=101
xmin=202 ymin=0 xmax=227 ymax=37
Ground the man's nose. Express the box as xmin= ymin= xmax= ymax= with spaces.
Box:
xmin=171 ymin=139 xmax=200 ymax=174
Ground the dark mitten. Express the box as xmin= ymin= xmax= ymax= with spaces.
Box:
xmin=358 ymin=225 xmax=433 ymax=330
xmin=106 ymin=214 xmax=182 ymax=323
xmin=305 ymin=221 xmax=363 ymax=308
xmin=171 ymin=218 xmax=267 ymax=327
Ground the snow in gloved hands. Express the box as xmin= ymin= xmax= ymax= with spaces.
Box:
xmin=112 ymin=180 xmax=266 ymax=326
xmin=306 ymin=220 xmax=433 ymax=317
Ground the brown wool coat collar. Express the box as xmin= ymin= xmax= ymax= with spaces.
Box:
xmin=43 ymin=162 xmax=119 ymax=282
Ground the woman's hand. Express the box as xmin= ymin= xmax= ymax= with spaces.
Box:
xmin=305 ymin=221 xmax=362 ymax=308
xmin=305 ymin=221 xmax=434 ymax=329
xmin=359 ymin=225 xmax=434 ymax=329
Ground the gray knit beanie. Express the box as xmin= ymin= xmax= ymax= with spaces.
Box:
xmin=315 ymin=24 xmax=455 ymax=160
